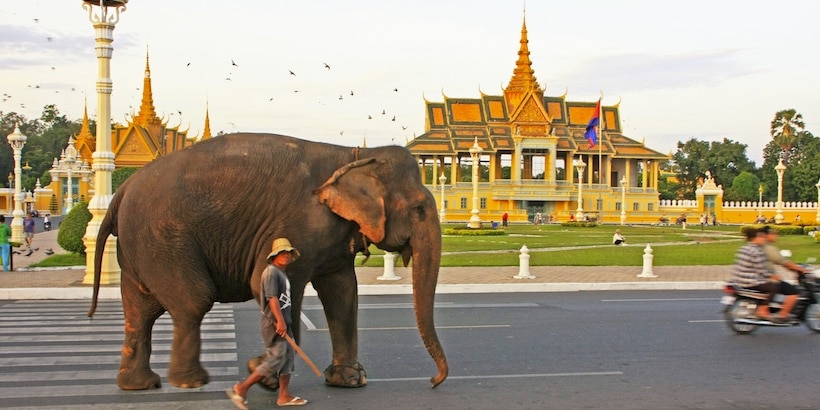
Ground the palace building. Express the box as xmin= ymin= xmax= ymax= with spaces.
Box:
xmin=406 ymin=18 xmax=669 ymax=224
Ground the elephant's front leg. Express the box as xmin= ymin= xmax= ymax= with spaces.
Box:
xmin=118 ymin=279 xmax=164 ymax=390
xmin=312 ymin=272 xmax=367 ymax=388
xmin=167 ymin=314 xmax=210 ymax=388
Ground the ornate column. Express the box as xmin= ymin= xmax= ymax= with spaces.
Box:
xmin=6 ymin=125 xmax=27 ymax=244
xmin=774 ymin=158 xmax=786 ymax=224
xmin=82 ymin=0 xmax=127 ymax=285
xmin=468 ymin=138 xmax=483 ymax=228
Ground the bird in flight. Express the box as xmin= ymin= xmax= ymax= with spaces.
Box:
xmin=392 ymin=116 xmax=396 ymax=122
xmin=34 ymin=18 xmax=39 ymax=23
xmin=231 ymin=59 xmax=239 ymax=67
xmin=350 ymin=90 xmax=354 ymax=96
xmin=368 ymin=115 xmax=372 ymax=119
xmin=382 ymin=109 xmax=386 ymax=115
xmin=339 ymin=131 xmax=344 ymax=136
xmin=324 ymin=63 xmax=330 ymax=70
xmin=402 ymin=126 xmax=407 ymax=130
xmin=289 ymin=70 xmax=296 ymax=76
xmin=186 ymin=62 xmax=191 ymax=67
xmin=393 ymin=88 xmax=398 ymax=92
xmin=339 ymin=95 xmax=343 ymax=100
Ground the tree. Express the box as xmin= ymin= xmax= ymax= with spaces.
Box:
xmin=57 ymin=201 xmax=92 ymax=255
xmin=770 ymin=109 xmax=804 ymax=163
xmin=723 ymin=171 xmax=761 ymax=202
xmin=761 ymin=130 xmax=820 ymax=203
xmin=671 ymin=138 xmax=756 ymax=200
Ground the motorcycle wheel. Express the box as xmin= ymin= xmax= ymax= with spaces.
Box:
xmin=725 ymin=300 xmax=758 ymax=334
xmin=805 ymin=304 xmax=820 ymax=333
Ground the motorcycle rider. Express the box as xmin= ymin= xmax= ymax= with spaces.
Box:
xmin=730 ymin=227 xmax=792 ymax=323
xmin=760 ymin=225 xmax=811 ymax=321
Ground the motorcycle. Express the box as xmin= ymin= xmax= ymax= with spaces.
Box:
xmin=722 ymin=261 xmax=820 ymax=334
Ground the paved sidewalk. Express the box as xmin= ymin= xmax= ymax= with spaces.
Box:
xmin=0 ymin=228 xmax=730 ymax=300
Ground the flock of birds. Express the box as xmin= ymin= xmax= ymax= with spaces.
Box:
xmin=6 ymin=17 xmax=416 ymax=144
xmin=200 ymin=58 xmax=412 ymax=140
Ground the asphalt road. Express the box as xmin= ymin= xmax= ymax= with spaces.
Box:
xmin=1 ymin=291 xmax=817 ymax=409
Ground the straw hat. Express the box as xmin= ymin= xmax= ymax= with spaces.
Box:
xmin=267 ymin=238 xmax=300 ymax=262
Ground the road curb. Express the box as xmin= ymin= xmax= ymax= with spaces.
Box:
xmin=0 ymin=281 xmax=725 ymax=300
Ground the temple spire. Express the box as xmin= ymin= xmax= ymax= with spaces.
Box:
xmin=504 ymin=16 xmax=543 ymax=113
xmin=74 ymin=97 xmax=95 ymax=164
xmin=201 ymin=101 xmax=212 ymax=141
xmin=134 ymin=50 xmax=161 ymax=126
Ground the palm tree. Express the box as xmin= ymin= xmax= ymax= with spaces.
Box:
xmin=769 ymin=109 xmax=805 ymax=163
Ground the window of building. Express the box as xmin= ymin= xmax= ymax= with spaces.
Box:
xmin=480 ymin=198 xmax=487 ymax=208
xmin=647 ymin=203 xmax=654 ymax=211
xmin=460 ymin=197 xmax=467 ymax=209
xmin=632 ymin=202 xmax=640 ymax=211
xmin=615 ymin=202 xmax=622 ymax=211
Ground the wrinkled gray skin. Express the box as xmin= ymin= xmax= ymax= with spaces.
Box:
xmin=88 ymin=133 xmax=448 ymax=390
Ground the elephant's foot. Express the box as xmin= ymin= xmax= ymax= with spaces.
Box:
xmin=247 ymin=355 xmax=279 ymax=391
xmin=167 ymin=365 xmax=210 ymax=389
xmin=324 ymin=362 xmax=367 ymax=388
xmin=117 ymin=367 xmax=162 ymax=390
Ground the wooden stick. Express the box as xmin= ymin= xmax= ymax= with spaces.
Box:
xmin=284 ymin=333 xmax=323 ymax=378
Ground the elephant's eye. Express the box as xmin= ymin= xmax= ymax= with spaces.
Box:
xmin=414 ymin=204 xmax=427 ymax=220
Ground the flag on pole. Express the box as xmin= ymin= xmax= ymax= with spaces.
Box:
xmin=585 ymin=99 xmax=601 ymax=148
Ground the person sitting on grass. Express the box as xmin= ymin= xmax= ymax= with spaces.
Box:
xmin=612 ymin=229 xmax=626 ymax=246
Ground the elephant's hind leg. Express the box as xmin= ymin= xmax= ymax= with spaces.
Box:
xmin=161 ymin=280 xmax=213 ymax=389
xmin=118 ymin=278 xmax=164 ymax=390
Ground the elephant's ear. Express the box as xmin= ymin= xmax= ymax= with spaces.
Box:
xmin=315 ymin=159 xmax=386 ymax=243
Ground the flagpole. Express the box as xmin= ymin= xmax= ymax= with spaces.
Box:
xmin=598 ymin=91 xmax=603 ymax=224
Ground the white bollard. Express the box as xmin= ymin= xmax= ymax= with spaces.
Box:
xmin=513 ymin=245 xmax=535 ymax=279
xmin=377 ymin=252 xmax=401 ymax=280
xmin=637 ymin=244 xmax=658 ymax=278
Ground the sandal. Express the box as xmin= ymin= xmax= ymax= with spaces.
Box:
xmin=278 ymin=397 xmax=308 ymax=407
xmin=225 ymin=387 xmax=249 ymax=410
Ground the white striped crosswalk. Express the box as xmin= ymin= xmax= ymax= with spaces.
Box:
xmin=0 ymin=300 xmax=240 ymax=408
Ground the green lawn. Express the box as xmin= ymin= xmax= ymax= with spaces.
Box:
xmin=357 ymin=223 xmax=818 ymax=267
xmin=30 ymin=223 xmax=818 ymax=268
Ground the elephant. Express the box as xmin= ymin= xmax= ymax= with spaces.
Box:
xmin=88 ymin=133 xmax=448 ymax=390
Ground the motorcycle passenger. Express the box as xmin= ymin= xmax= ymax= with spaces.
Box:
xmin=730 ymin=227 xmax=792 ymax=323
xmin=761 ymin=225 xmax=811 ymax=321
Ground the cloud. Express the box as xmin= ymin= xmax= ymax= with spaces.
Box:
xmin=560 ymin=49 xmax=760 ymax=94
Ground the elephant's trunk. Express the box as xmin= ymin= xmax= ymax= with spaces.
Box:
xmin=410 ymin=218 xmax=448 ymax=387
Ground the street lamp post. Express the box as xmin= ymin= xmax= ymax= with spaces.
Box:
xmin=438 ymin=172 xmax=446 ymax=222
xmin=620 ymin=176 xmax=627 ymax=225
xmin=575 ymin=157 xmax=586 ymax=221
xmin=6 ymin=125 xmax=27 ymax=244
xmin=5 ymin=173 xmax=11 ymax=215
xmin=774 ymin=158 xmax=786 ymax=224
xmin=82 ymin=0 xmax=127 ymax=285
xmin=63 ymin=139 xmax=78 ymax=213
xmin=468 ymin=137 xmax=483 ymax=228
xmin=758 ymin=184 xmax=764 ymax=220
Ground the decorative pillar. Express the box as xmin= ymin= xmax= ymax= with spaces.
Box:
xmin=575 ymin=157 xmax=586 ymax=220
xmin=620 ymin=176 xmax=627 ymax=225
xmin=468 ymin=137 xmax=483 ymax=228
xmin=82 ymin=0 xmax=127 ymax=285
xmin=774 ymin=158 xmax=786 ymax=224
xmin=758 ymin=184 xmax=764 ymax=220
xmin=439 ymin=173 xmax=446 ymax=223
xmin=6 ymin=125 xmax=27 ymax=244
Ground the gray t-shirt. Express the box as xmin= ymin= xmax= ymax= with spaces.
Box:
xmin=259 ymin=265 xmax=292 ymax=344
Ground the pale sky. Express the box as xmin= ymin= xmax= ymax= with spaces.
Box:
xmin=3 ymin=1 xmax=820 ymax=166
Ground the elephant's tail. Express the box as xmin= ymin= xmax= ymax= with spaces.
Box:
xmin=88 ymin=194 xmax=120 ymax=318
